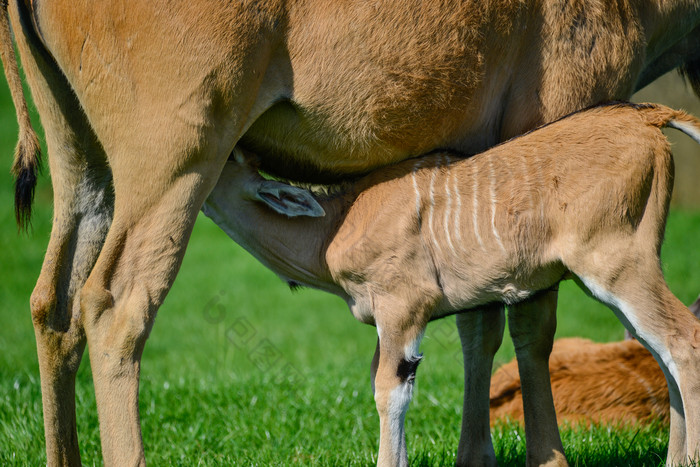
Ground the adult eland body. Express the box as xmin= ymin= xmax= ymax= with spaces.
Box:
xmin=1 ymin=0 xmax=699 ymax=465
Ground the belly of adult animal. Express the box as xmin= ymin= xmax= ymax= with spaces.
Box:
xmin=239 ymin=100 xmax=465 ymax=183
xmin=238 ymin=2 xmax=510 ymax=183
xmin=239 ymin=67 xmax=503 ymax=183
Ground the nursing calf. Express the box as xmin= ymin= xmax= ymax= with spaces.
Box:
xmin=204 ymin=102 xmax=700 ymax=466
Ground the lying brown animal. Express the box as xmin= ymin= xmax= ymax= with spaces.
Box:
xmin=490 ymin=296 xmax=700 ymax=426
xmin=491 ymin=338 xmax=669 ymax=425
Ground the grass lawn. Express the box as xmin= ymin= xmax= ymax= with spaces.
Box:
xmin=1 ymin=81 xmax=700 ymax=465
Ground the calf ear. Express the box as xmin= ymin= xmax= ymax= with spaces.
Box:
xmin=256 ymin=180 xmax=326 ymax=217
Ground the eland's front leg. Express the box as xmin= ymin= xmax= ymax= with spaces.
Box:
xmin=508 ymin=289 xmax=568 ymax=467
xmin=79 ymin=147 xmax=231 ymax=465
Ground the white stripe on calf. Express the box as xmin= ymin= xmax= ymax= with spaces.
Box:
xmin=411 ymin=160 xmax=424 ymax=222
xmin=443 ymin=157 xmax=457 ymax=256
xmin=428 ymin=159 xmax=443 ymax=257
xmin=452 ymin=171 xmax=465 ymax=253
xmin=472 ymin=167 xmax=485 ymax=251
xmin=488 ymin=158 xmax=506 ymax=252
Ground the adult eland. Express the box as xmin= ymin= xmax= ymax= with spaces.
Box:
xmin=1 ymin=0 xmax=699 ymax=465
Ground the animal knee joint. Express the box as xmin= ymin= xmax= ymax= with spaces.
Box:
xmin=80 ymin=281 xmax=114 ymax=321
xmin=30 ymin=285 xmax=56 ymax=328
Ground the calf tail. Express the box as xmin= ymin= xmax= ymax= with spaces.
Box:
xmin=666 ymin=114 xmax=700 ymax=145
xmin=0 ymin=0 xmax=41 ymax=231
xmin=635 ymin=102 xmax=700 ymax=145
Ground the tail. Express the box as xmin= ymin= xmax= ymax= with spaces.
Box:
xmin=679 ymin=57 xmax=700 ymax=100
xmin=0 ymin=0 xmax=41 ymax=231
xmin=634 ymin=102 xmax=700 ymax=145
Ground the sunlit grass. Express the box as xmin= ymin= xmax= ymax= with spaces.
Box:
xmin=4 ymin=207 xmax=700 ymax=465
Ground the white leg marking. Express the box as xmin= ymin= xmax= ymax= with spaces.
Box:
xmin=404 ymin=330 xmax=425 ymax=362
xmin=388 ymin=381 xmax=412 ymax=464
xmin=428 ymin=159 xmax=443 ymax=258
xmin=472 ymin=167 xmax=485 ymax=251
xmin=489 ymin=158 xmax=506 ymax=252
xmin=580 ymin=277 xmax=680 ymax=383
xmin=387 ymin=332 xmax=425 ymax=461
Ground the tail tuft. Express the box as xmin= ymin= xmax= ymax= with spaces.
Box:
xmin=679 ymin=57 xmax=700 ymax=99
xmin=1 ymin=0 xmax=42 ymax=232
xmin=12 ymin=129 xmax=41 ymax=232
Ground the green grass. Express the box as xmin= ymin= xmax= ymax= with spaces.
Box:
xmin=1 ymin=80 xmax=700 ymax=465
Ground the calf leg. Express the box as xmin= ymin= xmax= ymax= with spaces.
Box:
xmin=455 ymin=304 xmax=505 ymax=467
xmin=578 ymin=270 xmax=700 ymax=465
xmin=666 ymin=378 xmax=687 ymax=464
xmin=373 ymin=306 xmax=427 ymax=467
xmin=508 ymin=289 xmax=568 ymax=467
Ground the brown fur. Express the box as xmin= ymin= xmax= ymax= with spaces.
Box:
xmin=1 ymin=0 xmax=700 ymax=465
xmin=205 ymin=103 xmax=700 ymax=466
xmin=490 ymin=338 xmax=670 ymax=425
xmin=492 ymin=296 xmax=700 ymax=427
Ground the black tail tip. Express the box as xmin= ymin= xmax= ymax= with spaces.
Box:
xmin=680 ymin=57 xmax=700 ymax=98
xmin=14 ymin=165 xmax=37 ymax=232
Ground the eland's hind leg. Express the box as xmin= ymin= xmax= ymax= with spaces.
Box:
xmin=69 ymin=40 xmax=267 ymax=465
xmin=456 ymin=304 xmax=505 ymax=467
xmin=31 ymin=132 xmax=112 ymax=467
xmin=9 ymin=4 xmax=113 ymax=464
